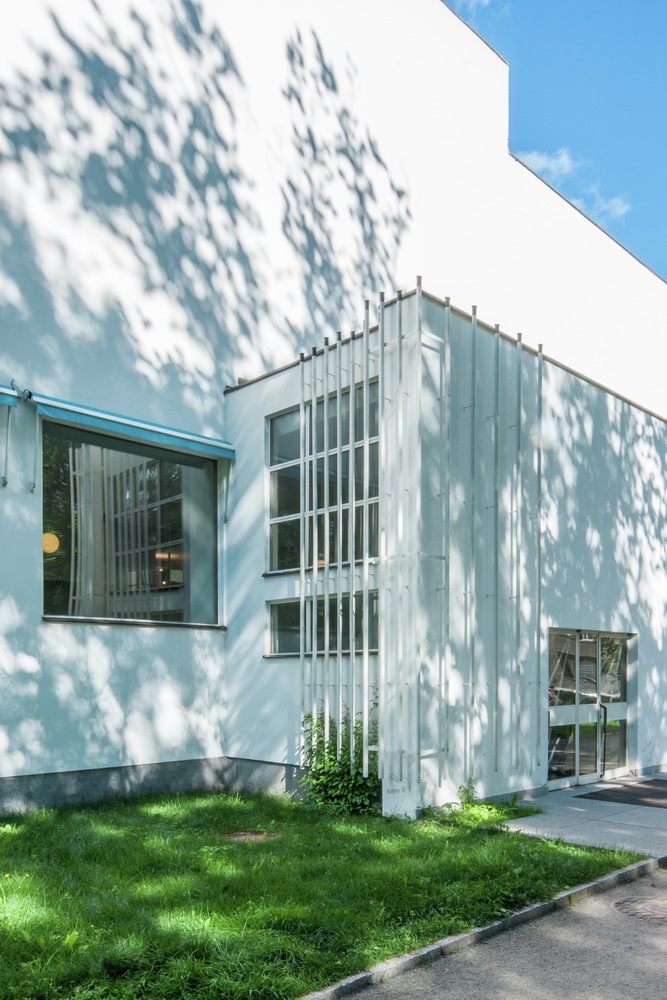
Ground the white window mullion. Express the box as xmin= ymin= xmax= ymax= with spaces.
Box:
xmin=378 ymin=291 xmax=387 ymax=781
xmin=122 ymin=464 xmax=131 ymax=619
xmin=323 ymin=337 xmax=331 ymax=743
xmin=348 ymin=331 xmax=357 ymax=765
xmin=335 ymin=332 xmax=344 ymax=753
xmin=102 ymin=452 xmax=113 ymax=617
xmin=361 ymin=300 xmax=371 ymax=776
xmin=299 ymin=353 xmax=308 ymax=758
xmin=310 ymin=347 xmax=319 ymax=721
xmin=68 ymin=444 xmax=78 ymax=616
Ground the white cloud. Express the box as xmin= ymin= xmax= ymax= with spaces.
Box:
xmin=517 ymin=147 xmax=577 ymax=183
xmin=453 ymin=0 xmax=492 ymax=11
xmin=458 ymin=0 xmax=491 ymax=13
xmin=586 ymin=188 xmax=631 ymax=222
xmin=519 ymin=148 xmax=631 ymax=226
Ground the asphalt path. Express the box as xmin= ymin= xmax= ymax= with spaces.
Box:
xmin=353 ymin=866 xmax=667 ymax=1000
xmin=301 ymin=779 xmax=667 ymax=1000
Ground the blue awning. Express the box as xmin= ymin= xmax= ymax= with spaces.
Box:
xmin=33 ymin=394 xmax=234 ymax=462
xmin=0 ymin=386 xmax=18 ymax=408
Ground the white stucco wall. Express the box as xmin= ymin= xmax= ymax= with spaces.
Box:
xmin=417 ymin=295 xmax=542 ymax=803
xmin=540 ymin=362 xmax=667 ymax=774
xmin=224 ymin=291 xmax=667 ymax=809
xmin=0 ymin=399 xmax=228 ymax=788
xmin=1 ymin=0 xmax=666 ymax=799
xmin=223 ymin=364 xmax=305 ymax=766
xmin=407 ymin=294 xmax=667 ymax=804
xmin=1 ymin=0 xmax=665 ymax=422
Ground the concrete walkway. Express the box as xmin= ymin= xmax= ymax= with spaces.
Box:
xmin=503 ymin=774 xmax=667 ymax=857
xmin=301 ymin=776 xmax=667 ymax=1000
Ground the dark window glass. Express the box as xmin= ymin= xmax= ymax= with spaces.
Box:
xmin=42 ymin=424 xmax=217 ymax=623
xmin=270 ymin=602 xmax=301 ymax=654
xmin=354 ymin=380 xmax=379 ymax=441
xmin=315 ymin=591 xmax=379 ymax=652
xmin=270 ymin=409 xmax=300 ymax=465
xmin=271 ymin=464 xmax=301 ymax=518
xmin=270 ymin=518 xmax=302 ymax=571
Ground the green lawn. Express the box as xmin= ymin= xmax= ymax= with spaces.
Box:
xmin=0 ymin=792 xmax=641 ymax=999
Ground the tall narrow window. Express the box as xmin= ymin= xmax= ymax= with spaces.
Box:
xmin=42 ymin=423 xmax=218 ymax=624
xmin=268 ymin=381 xmax=379 ymax=571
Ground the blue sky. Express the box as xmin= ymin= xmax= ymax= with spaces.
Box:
xmin=448 ymin=0 xmax=667 ymax=281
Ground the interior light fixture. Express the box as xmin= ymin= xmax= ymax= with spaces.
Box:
xmin=42 ymin=532 xmax=60 ymax=554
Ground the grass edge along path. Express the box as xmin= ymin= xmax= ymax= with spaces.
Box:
xmin=0 ymin=792 xmax=643 ymax=1000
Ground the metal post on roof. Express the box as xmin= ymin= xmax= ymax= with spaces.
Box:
xmin=362 ymin=299 xmax=371 ymax=777
xmin=310 ymin=346 xmax=319 ymax=722
xmin=442 ymin=296 xmax=452 ymax=785
xmin=493 ymin=323 xmax=501 ymax=774
xmin=335 ymin=332 xmax=344 ymax=753
xmin=514 ymin=333 xmax=523 ymax=769
xmin=413 ymin=277 xmax=423 ymax=788
xmin=323 ymin=337 xmax=331 ymax=744
xmin=377 ymin=292 xmax=387 ymax=781
xmin=299 ymin=351 xmax=307 ymax=762
xmin=466 ymin=305 xmax=478 ymax=781
xmin=396 ymin=289 xmax=407 ymax=785
xmin=348 ymin=329 xmax=357 ymax=766
xmin=536 ymin=342 xmax=544 ymax=769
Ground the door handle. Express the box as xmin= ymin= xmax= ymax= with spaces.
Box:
xmin=599 ymin=701 xmax=608 ymax=778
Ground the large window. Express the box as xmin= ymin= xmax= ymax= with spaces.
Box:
xmin=268 ymin=382 xmax=379 ymax=571
xmin=42 ymin=423 xmax=217 ymax=624
xmin=269 ymin=592 xmax=379 ymax=655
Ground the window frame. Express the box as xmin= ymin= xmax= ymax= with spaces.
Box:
xmin=40 ymin=402 xmax=232 ymax=629
xmin=267 ymin=381 xmax=379 ymax=573
xmin=267 ymin=591 xmax=379 ymax=657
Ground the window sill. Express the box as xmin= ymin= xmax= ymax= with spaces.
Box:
xmin=264 ymin=651 xmax=379 ymax=659
xmin=42 ymin=615 xmax=227 ymax=631
xmin=263 ymin=559 xmax=380 ymax=577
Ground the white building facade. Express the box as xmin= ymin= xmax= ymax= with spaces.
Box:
xmin=225 ymin=284 xmax=665 ymax=815
xmin=0 ymin=1 xmax=666 ymax=814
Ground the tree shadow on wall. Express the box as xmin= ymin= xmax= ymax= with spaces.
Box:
xmin=281 ymin=29 xmax=411 ymax=341
xmin=540 ymin=367 xmax=667 ymax=756
xmin=0 ymin=1 xmax=268 ymax=424
xmin=0 ymin=4 xmax=412 ymax=426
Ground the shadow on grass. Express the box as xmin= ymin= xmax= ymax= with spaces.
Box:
xmin=0 ymin=792 xmax=640 ymax=1000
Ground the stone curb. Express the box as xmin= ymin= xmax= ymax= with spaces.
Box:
xmin=297 ymin=856 xmax=666 ymax=1000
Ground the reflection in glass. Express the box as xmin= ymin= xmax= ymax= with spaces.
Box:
xmin=578 ymin=720 xmax=598 ymax=775
xmin=270 ymin=408 xmax=300 ymax=464
xmin=548 ymin=724 xmax=575 ymax=780
xmin=271 ymin=465 xmax=301 ymax=518
xmin=270 ymin=519 xmax=301 ymax=571
xmin=315 ymin=591 xmax=379 ymax=652
xmin=268 ymin=382 xmax=380 ymax=572
xmin=548 ymin=630 xmax=628 ymax=782
xmin=601 ymin=637 xmax=627 ymax=703
xmin=603 ymin=720 xmax=627 ymax=770
xmin=578 ymin=635 xmax=598 ymax=704
xmin=270 ymin=602 xmax=301 ymax=654
xmin=548 ymin=632 xmax=576 ymax=706
xmin=42 ymin=424 xmax=217 ymax=623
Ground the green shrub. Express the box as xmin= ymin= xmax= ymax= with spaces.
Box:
xmin=457 ymin=775 xmax=478 ymax=807
xmin=301 ymin=708 xmax=382 ymax=815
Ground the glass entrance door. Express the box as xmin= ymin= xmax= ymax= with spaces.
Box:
xmin=548 ymin=631 xmax=628 ymax=787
